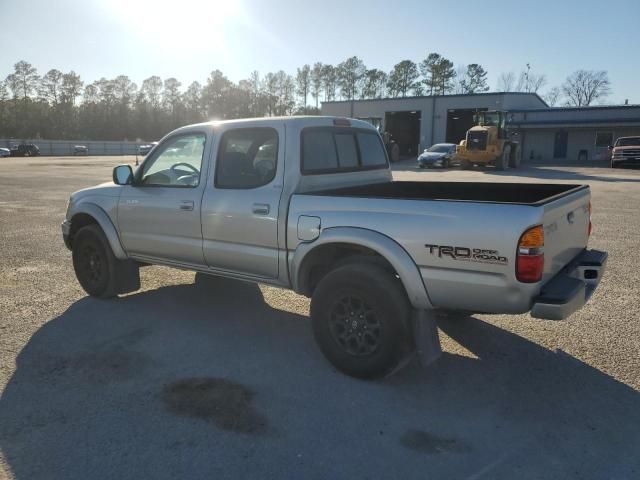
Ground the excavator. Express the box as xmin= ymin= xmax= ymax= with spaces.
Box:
xmin=455 ymin=111 xmax=521 ymax=170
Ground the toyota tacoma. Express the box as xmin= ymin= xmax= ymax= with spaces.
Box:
xmin=62 ymin=117 xmax=607 ymax=378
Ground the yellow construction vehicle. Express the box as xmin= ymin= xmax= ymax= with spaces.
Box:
xmin=456 ymin=111 xmax=521 ymax=170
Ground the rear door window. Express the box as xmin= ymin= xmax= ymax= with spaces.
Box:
xmin=301 ymin=127 xmax=388 ymax=174
xmin=302 ymin=130 xmax=338 ymax=171
xmin=357 ymin=132 xmax=387 ymax=167
xmin=334 ymin=133 xmax=359 ymax=168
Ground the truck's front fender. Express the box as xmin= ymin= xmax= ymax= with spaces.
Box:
xmin=290 ymin=227 xmax=433 ymax=310
xmin=67 ymin=202 xmax=128 ymax=260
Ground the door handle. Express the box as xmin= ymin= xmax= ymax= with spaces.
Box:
xmin=179 ymin=200 xmax=194 ymax=211
xmin=252 ymin=203 xmax=270 ymax=215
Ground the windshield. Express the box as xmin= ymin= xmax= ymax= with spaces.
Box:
xmin=479 ymin=113 xmax=500 ymax=127
xmin=616 ymin=137 xmax=640 ymax=146
xmin=427 ymin=145 xmax=452 ymax=153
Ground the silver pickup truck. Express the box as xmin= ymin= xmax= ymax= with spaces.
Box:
xmin=62 ymin=116 xmax=607 ymax=378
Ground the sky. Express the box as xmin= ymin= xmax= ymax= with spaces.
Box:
xmin=1 ymin=0 xmax=639 ymax=104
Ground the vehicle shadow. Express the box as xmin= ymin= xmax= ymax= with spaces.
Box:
xmin=0 ymin=276 xmax=638 ymax=479
xmin=479 ymin=165 xmax=640 ymax=183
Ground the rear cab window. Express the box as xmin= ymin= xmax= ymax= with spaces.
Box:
xmin=301 ymin=127 xmax=388 ymax=174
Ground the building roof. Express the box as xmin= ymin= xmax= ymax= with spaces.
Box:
xmin=322 ymin=91 xmax=548 ymax=106
xmin=508 ymin=104 xmax=640 ymax=113
xmin=509 ymin=118 xmax=640 ymax=128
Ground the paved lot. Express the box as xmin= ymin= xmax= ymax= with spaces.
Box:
xmin=1 ymin=156 xmax=639 ymax=479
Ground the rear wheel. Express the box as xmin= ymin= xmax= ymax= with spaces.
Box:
xmin=311 ymin=263 xmax=411 ymax=379
xmin=496 ymin=145 xmax=510 ymax=171
xmin=509 ymin=144 xmax=521 ymax=168
xmin=460 ymin=159 xmax=472 ymax=170
xmin=72 ymin=225 xmax=119 ymax=298
xmin=390 ymin=143 xmax=400 ymax=163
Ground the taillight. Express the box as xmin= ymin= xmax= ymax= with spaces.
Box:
xmin=588 ymin=202 xmax=592 ymax=236
xmin=517 ymin=225 xmax=544 ymax=283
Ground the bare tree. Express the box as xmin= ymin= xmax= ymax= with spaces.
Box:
xmin=452 ymin=65 xmax=468 ymax=94
xmin=496 ymin=72 xmax=515 ymax=91
xmin=543 ymin=86 xmax=562 ymax=107
xmin=562 ymin=70 xmax=611 ymax=106
xmin=459 ymin=64 xmax=489 ymax=94
xmin=515 ymin=64 xmax=547 ymax=93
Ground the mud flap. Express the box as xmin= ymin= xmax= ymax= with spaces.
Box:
xmin=413 ymin=309 xmax=442 ymax=367
xmin=115 ymin=260 xmax=140 ymax=294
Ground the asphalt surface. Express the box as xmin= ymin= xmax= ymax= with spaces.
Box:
xmin=1 ymin=156 xmax=639 ymax=479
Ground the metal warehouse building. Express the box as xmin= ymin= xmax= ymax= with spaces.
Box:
xmin=321 ymin=93 xmax=640 ymax=164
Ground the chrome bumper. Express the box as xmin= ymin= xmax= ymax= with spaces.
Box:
xmin=531 ymin=249 xmax=608 ymax=320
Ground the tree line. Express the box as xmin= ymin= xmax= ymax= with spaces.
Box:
xmin=0 ymin=57 xmax=612 ymax=141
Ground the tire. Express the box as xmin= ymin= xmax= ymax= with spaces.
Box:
xmin=311 ymin=262 xmax=411 ymax=379
xmin=496 ymin=145 xmax=510 ymax=171
xmin=390 ymin=143 xmax=400 ymax=163
xmin=509 ymin=145 xmax=521 ymax=169
xmin=460 ymin=159 xmax=472 ymax=170
xmin=444 ymin=158 xmax=450 ymax=169
xmin=72 ymin=225 xmax=119 ymax=298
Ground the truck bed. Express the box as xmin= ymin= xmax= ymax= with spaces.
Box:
xmin=307 ymin=181 xmax=586 ymax=206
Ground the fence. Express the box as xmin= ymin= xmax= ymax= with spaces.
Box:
xmin=0 ymin=139 xmax=148 ymax=156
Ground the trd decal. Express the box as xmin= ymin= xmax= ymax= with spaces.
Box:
xmin=425 ymin=244 xmax=508 ymax=265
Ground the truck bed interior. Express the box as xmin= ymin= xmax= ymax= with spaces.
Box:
xmin=309 ymin=181 xmax=586 ymax=205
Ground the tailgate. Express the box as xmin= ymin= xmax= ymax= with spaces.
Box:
xmin=541 ymin=187 xmax=590 ymax=281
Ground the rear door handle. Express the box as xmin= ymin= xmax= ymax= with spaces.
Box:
xmin=179 ymin=200 xmax=194 ymax=211
xmin=252 ymin=203 xmax=270 ymax=215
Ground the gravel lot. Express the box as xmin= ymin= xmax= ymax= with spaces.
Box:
xmin=1 ymin=156 xmax=639 ymax=479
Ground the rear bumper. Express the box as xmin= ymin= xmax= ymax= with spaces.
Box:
xmin=530 ymin=249 xmax=607 ymax=320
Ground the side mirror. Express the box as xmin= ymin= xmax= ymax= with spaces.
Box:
xmin=113 ymin=165 xmax=133 ymax=185
xmin=607 ymin=145 xmax=614 ymax=150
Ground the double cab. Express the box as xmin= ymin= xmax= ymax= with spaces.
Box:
xmin=62 ymin=116 xmax=607 ymax=378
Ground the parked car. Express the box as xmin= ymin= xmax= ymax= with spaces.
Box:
xmin=138 ymin=142 xmax=158 ymax=156
xmin=417 ymin=143 xmax=457 ymax=168
xmin=0 ymin=147 xmax=10 ymax=158
xmin=62 ymin=116 xmax=607 ymax=379
xmin=73 ymin=145 xmax=88 ymax=155
xmin=610 ymin=136 xmax=640 ymax=168
xmin=10 ymin=144 xmax=40 ymax=157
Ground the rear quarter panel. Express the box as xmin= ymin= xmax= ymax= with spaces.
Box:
xmin=288 ymin=195 xmax=547 ymax=313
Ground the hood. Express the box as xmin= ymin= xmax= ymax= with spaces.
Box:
xmin=419 ymin=152 xmax=447 ymax=160
xmin=614 ymin=145 xmax=640 ymax=151
xmin=70 ymin=182 xmax=121 ymax=202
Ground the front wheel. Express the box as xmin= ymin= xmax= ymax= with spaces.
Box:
xmin=496 ymin=146 xmax=511 ymax=171
xmin=509 ymin=145 xmax=521 ymax=168
xmin=72 ymin=225 xmax=120 ymax=298
xmin=311 ymin=263 xmax=411 ymax=379
xmin=460 ymin=159 xmax=472 ymax=170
